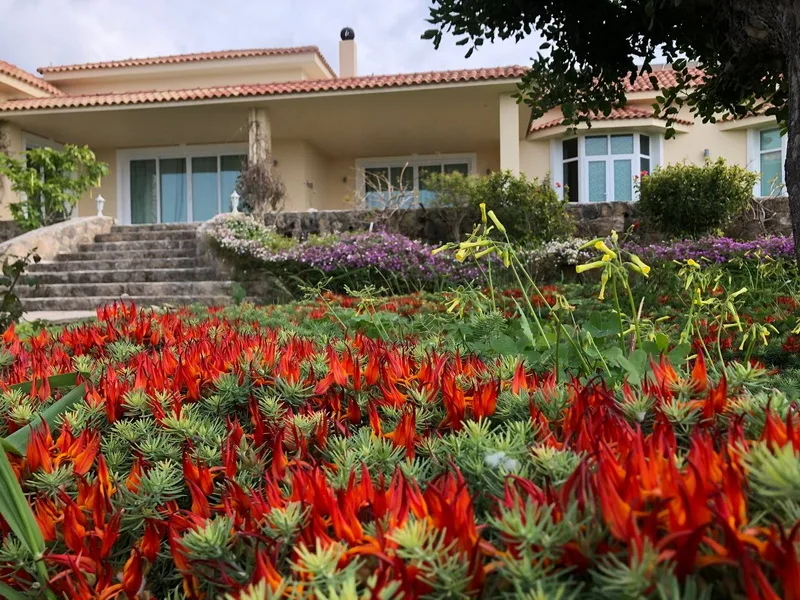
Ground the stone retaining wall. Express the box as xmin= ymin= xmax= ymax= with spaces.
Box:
xmin=0 ymin=216 xmax=114 ymax=261
xmin=0 ymin=220 xmax=22 ymax=244
xmin=264 ymin=196 xmax=792 ymax=244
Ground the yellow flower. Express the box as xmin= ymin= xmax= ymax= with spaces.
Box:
xmin=594 ymin=241 xmax=617 ymax=259
xmin=628 ymin=253 xmax=651 ymax=276
xmin=599 ymin=270 xmax=609 ymax=300
xmin=686 ymin=259 xmax=700 ymax=269
xmin=502 ymin=249 xmax=511 ymax=268
xmin=474 ymin=247 xmax=496 ymax=259
xmin=455 ymin=249 xmax=468 ymax=262
xmin=576 ymin=260 xmax=607 ymax=273
xmin=487 ymin=210 xmax=507 ymax=233
xmin=480 ymin=203 xmax=488 ymax=225
xmin=432 ymin=245 xmax=449 ymax=256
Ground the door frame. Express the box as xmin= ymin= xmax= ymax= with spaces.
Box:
xmin=117 ymin=143 xmax=248 ymax=225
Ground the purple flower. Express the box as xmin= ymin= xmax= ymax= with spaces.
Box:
xmin=624 ymin=236 xmax=795 ymax=264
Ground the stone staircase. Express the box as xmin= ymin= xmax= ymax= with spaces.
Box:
xmin=22 ymin=223 xmax=234 ymax=311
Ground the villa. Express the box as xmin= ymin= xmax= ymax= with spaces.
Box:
xmin=0 ymin=29 xmax=788 ymax=224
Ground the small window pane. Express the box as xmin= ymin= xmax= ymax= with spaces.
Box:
xmin=640 ymin=134 xmax=650 ymax=157
xmin=760 ymin=128 xmax=782 ymax=152
xmin=220 ymin=155 xmax=246 ymax=213
xmin=613 ymin=159 xmax=633 ymax=201
xmin=760 ymin=150 xmax=783 ymax=196
xmin=563 ymin=161 xmax=579 ymax=203
xmin=585 ymin=136 xmax=608 ymax=156
xmin=640 ymin=158 xmax=651 ymax=176
xmin=610 ymin=135 xmax=634 ymax=155
xmin=444 ymin=162 xmax=470 ymax=176
xmin=418 ymin=165 xmax=442 ymax=191
xmin=588 ymin=161 xmax=607 ymax=202
xmin=563 ymin=138 xmax=579 ymax=160
xmin=365 ymin=167 xmax=389 ymax=192
xmin=390 ymin=166 xmax=414 ymax=191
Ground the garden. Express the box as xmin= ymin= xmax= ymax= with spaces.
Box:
xmin=0 ymin=161 xmax=799 ymax=599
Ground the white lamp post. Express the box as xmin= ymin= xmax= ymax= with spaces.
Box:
xmin=230 ymin=190 xmax=240 ymax=214
xmin=95 ymin=193 xmax=106 ymax=217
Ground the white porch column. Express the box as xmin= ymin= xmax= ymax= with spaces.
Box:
xmin=248 ymin=108 xmax=271 ymax=165
xmin=499 ymin=94 xmax=520 ymax=174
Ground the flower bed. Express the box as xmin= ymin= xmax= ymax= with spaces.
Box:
xmin=201 ymin=214 xmax=479 ymax=293
xmin=626 ymin=235 xmax=795 ymax=263
xmin=0 ymin=303 xmax=797 ymax=598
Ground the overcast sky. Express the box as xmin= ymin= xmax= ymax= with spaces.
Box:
xmin=0 ymin=0 xmax=538 ymax=76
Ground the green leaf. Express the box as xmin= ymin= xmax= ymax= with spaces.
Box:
xmin=4 ymin=383 xmax=86 ymax=455
xmin=10 ymin=372 xmax=78 ymax=394
xmin=0 ymin=580 xmax=28 ymax=600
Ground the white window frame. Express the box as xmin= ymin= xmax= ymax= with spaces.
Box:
xmin=355 ymin=153 xmax=477 ymax=206
xmin=551 ymin=132 xmax=663 ymax=203
xmin=747 ymin=126 xmax=787 ymax=197
xmin=117 ymin=143 xmax=248 ymax=225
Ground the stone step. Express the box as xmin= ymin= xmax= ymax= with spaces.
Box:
xmin=56 ymin=248 xmax=197 ymax=261
xmin=30 ymin=257 xmax=200 ymax=272
xmin=28 ymin=268 xmax=215 ymax=285
xmin=96 ymin=230 xmax=198 ymax=243
xmin=77 ymin=239 xmax=198 ymax=253
xmin=17 ymin=281 xmax=232 ymax=298
xmin=22 ymin=295 xmax=232 ymax=312
xmin=111 ymin=223 xmax=201 ymax=233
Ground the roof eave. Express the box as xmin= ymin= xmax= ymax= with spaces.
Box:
xmin=0 ymin=76 xmax=524 ymax=117
xmin=527 ymin=118 xmax=692 ymax=140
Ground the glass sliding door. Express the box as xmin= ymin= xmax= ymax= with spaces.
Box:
xmin=125 ymin=148 xmax=247 ymax=223
xmin=130 ymin=159 xmax=158 ymax=224
xmin=159 ymin=158 xmax=187 ymax=223
xmin=192 ymin=157 xmax=219 ymax=222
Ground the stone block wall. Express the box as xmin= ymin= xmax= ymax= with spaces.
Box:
xmin=0 ymin=220 xmax=22 ymax=244
xmin=263 ymin=196 xmax=792 ymax=244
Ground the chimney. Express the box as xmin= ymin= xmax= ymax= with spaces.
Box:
xmin=339 ymin=27 xmax=357 ymax=78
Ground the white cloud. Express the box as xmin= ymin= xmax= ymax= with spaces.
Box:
xmin=0 ymin=0 xmax=538 ymax=75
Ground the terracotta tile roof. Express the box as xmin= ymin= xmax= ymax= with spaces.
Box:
xmin=529 ymin=106 xmax=694 ymax=133
xmin=0 ymin=60 xmax=64 ymax=96
xmin=623 ymin=67 xmax=705 ymax=92
xmin=0 ymin=66 xmax=527 ymax=113
xmin=38 ymin=46 xmax=335 ymax=76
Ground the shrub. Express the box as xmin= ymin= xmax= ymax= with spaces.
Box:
xmin=0 ymin=145 xmax=108 ymax=231
xmin=426 ymin=170 xmax=574 ymax=245
xmin=235 ymin=158 xmax=286 ymax=216
xmin=636 ymin=159 xmax=758 ymax=238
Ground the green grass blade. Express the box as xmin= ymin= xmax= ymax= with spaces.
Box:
xmin=0 ymin=446 xmax=44 ymax=556
xmin=9 ymin=372 xmax=78 ymax=394
xmin=4 ymin=383 xmax=86 ymax=455
xmin=0 ymin=581 xmax=28 ymax=600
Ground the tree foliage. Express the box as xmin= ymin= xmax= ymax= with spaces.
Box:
xmin=0 ymin=145 xmax=108 ymax=231
xmin=423 ymin=0 xmax=800 ymax=260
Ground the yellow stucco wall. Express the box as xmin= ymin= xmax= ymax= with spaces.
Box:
xmin=77 ymin=148 xmax=117 ymax=218
xmin=663 ymin=106 xmax=749 ymax=167
xmin=55 ymin=68 xmax=307 ymax=96
xmin=0 ymin=121 xmax=23 ymax=219
xmin=304 ymin=143 xmax=330 ymax=211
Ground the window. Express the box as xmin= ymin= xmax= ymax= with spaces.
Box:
xmin=559 ymin=134 xmax=652 ymax=203
xmin=359 ymin=155 xmax=474 ymax=208
xmin=122 ymin=146 xmax=247 ymax=224
xmin=758 ymin=128 xmax=785 ymax=196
